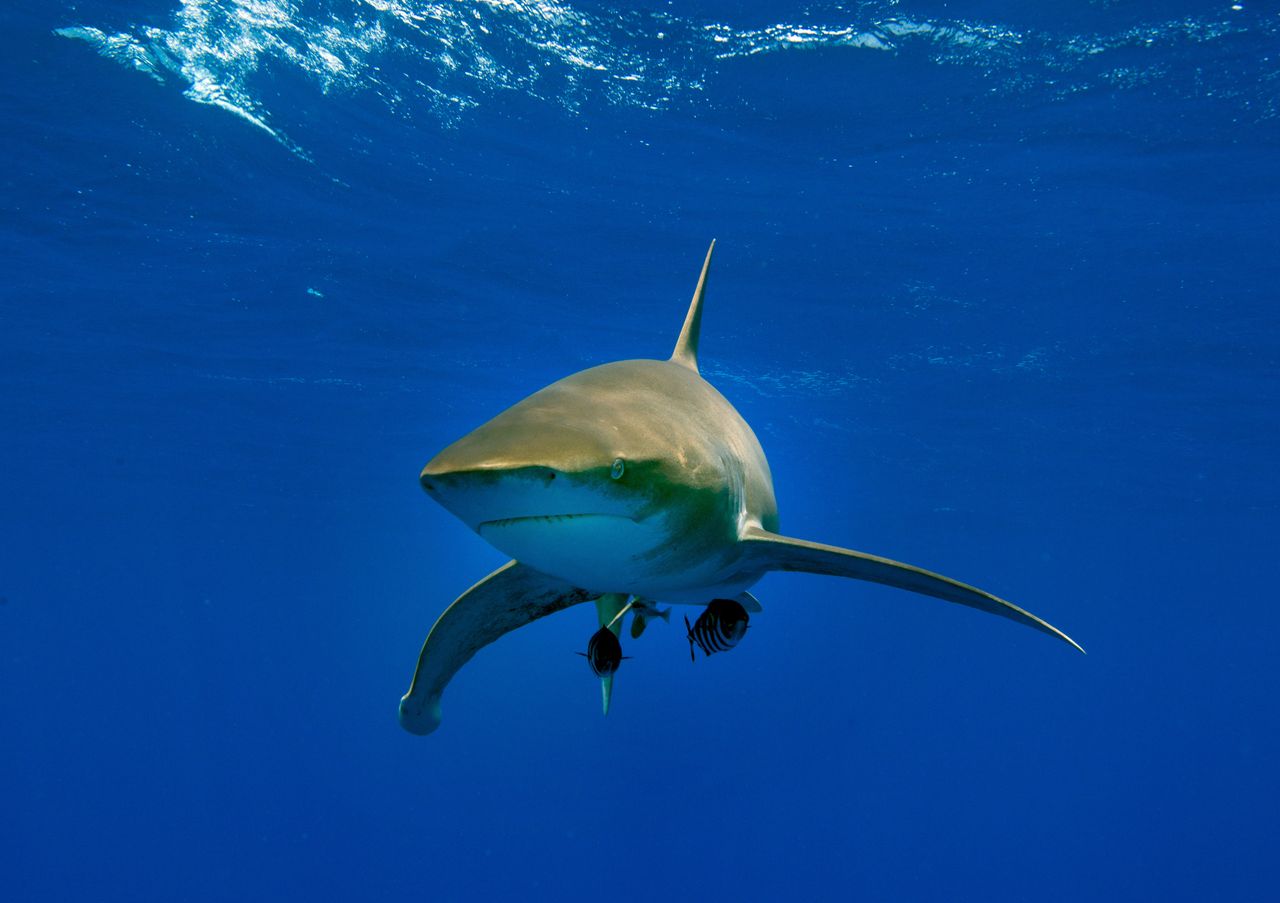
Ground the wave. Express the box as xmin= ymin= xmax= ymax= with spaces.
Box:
xmin=56 ymin=1 xmax=1276 ymax=157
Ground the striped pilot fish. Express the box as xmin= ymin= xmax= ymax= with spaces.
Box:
xmin=685 ymin=598 xmax=750 ymax=662
xmin=578 ymin=626 xmax=628 ymax=677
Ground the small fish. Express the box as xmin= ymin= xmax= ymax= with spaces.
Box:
xmin=629 ymin=598 xmax=671 ymax=639
xmin=577 ymin=626 xmax=629 ymax=677
xmin=685 ymin=598 xmax=749 ymax=661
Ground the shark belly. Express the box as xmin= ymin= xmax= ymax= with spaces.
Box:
xmin=477 ymin=513 xmax=753 ymax=600
xmin=478 ymin=514 xmax=666 ymax=592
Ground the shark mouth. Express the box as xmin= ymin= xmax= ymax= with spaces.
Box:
xmin=478 ymin=513 xmax=636 ymax=530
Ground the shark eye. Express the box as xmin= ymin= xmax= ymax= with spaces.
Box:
xmin=611 ymin=458 xmax=626 ymax=480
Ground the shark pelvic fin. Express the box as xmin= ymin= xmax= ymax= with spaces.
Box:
xmin=740 ymin=525 xmax=1083 ymax=653
xmin=670 ymin=240 xmax=716 ymax=372
xmin=399 ymin=562 xmax=593 ymax=735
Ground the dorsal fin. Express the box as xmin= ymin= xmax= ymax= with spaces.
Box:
xmin=670 ymin=240 xmax=716 ymax=371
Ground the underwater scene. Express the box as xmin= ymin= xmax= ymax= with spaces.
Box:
xmin=2 ymin=1 xmax=1277 ymax=900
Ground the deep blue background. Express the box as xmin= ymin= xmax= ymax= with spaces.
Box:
xmin=2 ymin=2 xmax=1277 ymax=900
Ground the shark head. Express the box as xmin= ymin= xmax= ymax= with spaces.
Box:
xmin=419 ymin=358 xmax=748 ymax=593
xmin=420 ymin=362 xmax=655 ymax=531
xmin=417 ymin=241 xmax=777 ymax=598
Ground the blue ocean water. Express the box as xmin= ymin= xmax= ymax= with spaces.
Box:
xmin=2 ymin=1 xmax=1277 ymax=899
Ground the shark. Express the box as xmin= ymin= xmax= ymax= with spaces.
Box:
xmin=399 ymin=241 xmax=1082 ymax=735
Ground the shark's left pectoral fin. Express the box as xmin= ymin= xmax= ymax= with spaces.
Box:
xmin=740 ymin=525 xmax=1083 ymax=653
xmin=400 ymin=561 xmax=593 ymax=735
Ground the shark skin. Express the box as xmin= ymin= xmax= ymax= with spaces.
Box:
xmin=399 ymin=241 xmax=1082 ymax=736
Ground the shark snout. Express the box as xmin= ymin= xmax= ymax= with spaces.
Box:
xmin=418 ymin=455 xmax=592 ymax=532
xmin=418 ymin=389 xmax=634 ymax=531
xmin=419 ymin=460 xmax=557 ymax=500
xmin=418 ymin=455 xmax=452 ymax=497
xmin=419 ymin=441 xmax=508 ymax=497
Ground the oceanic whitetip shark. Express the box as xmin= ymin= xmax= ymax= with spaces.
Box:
xmin=400 ymin=242 xmax=1082 ymax=735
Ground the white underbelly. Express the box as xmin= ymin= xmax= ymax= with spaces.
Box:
xmin=477 ymin=513 xmax=754 ymax=601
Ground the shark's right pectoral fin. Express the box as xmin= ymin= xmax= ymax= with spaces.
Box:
xmin=740 ymin=525 xmax=1083 ymax=653
xmin=400 ymin=561 xmax=593 ymax=735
